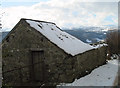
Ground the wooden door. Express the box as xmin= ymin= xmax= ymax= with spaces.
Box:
xmin=31 ymin=50 xmax=44 ymax=82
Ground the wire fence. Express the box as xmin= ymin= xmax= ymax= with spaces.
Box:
xmin=1 ymin=61 xmax=45 ymax=85
xmin=1 ymin=61 xmax=42 ymax=74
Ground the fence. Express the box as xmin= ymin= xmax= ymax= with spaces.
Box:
xmin=1 ymin=61 xmax=46 ymax=85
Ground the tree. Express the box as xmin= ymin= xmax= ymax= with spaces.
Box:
xmin=106 ymin=30 xmax=120 ymax=55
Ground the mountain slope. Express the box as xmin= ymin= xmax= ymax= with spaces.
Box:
xmin=64 ymin=29 xmax=107 ymax=43
xmin=0 ymin=32 xmax=9 ymax=42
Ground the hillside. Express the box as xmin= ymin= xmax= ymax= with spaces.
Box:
xmin=64 ymin=29 xmax=106 ymax=43
xmin=0 ymin=32 xmax=9 ymax=42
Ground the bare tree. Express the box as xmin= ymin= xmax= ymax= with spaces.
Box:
xmin=106 ymin=30 xmax=120 ymax=55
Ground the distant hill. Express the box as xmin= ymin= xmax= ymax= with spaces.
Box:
xmin=63 ymin=28 xmax=107 ymax=43
xmin=1 ymin=27 xmax=114 ymax=43
xmin=0 ymin=32 xmax=9 ymax=42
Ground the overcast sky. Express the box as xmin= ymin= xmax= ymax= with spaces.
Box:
xmin=1 ymin=0 xmax=119 ymax=31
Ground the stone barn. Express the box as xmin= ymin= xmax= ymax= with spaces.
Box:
xmin=2 ymin=18 xmax=107 ymax=86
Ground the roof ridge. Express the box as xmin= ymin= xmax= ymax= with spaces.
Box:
xmin=21 ymin=18 xmax=56 ymax=25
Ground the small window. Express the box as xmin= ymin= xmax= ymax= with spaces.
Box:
xmin=41 ymin=37 xmax=44 ymax=42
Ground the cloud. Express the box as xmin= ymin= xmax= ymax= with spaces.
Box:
xmin=2 ymin=0 xmax=119 ymax=2
xmin=1 ymin=0 xmax=118 ymax=31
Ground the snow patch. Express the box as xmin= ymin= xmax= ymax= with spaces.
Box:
xmin=86 ymin=39 xmax=92 ymax=43
xmin=93 ymin=43 xmax=108 ymax=48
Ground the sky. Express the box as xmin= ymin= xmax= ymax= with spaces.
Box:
xmin=0 ymin=0 xmax=119 ymax=31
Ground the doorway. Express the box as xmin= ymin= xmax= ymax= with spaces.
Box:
xmin=30 ymin=50 xmax=45 ymax=82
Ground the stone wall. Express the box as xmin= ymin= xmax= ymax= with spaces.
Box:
xmin=48 ymin=46 xmax=107 ymax=85
xmin=2 ymin=19 xmax=107 ymax=86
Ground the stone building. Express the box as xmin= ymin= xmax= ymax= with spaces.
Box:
xmin=2 ymin=18 xmax=107 ymax=86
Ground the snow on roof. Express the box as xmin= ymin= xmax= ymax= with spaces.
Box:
xmin=26 ymin=19 xmax=94 ymax=56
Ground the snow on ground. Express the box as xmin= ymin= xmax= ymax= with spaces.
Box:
xmin=57 ymin=59 xmax=118 ymax=86
xmin=26 ymin=20 xmax=94 ymax=56
xmin=93 ymin=43 xmax=108 ymax=48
